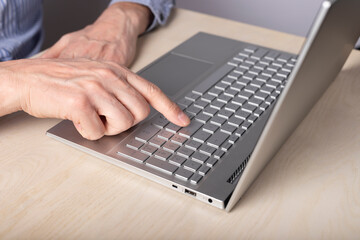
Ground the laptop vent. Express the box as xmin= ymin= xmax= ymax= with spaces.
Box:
xmin=227 ymin=154 xmax=251 ymax=184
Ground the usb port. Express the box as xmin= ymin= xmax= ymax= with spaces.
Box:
xmin=184 ymin=189 xmax=196 ymax=197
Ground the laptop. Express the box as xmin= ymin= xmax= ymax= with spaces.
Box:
xmin=47 ymin=0 xmax=360 ymax=211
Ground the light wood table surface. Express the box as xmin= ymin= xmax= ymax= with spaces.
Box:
xmin=1 ymin=8 xmax=360 ymax=240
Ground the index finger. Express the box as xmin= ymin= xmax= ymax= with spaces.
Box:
xmin=126 ymin=71 xmax=190 ymax=127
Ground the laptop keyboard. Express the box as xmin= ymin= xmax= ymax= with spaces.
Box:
xmin=117 ymin=45 xmax=296 ymax=185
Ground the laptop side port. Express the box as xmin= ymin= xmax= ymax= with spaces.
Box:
xmin=184 ymin=189 xmax=196 ymax=197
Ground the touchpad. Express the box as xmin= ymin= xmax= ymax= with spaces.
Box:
xmin=139 ymin=53 xmax=213 ymax=97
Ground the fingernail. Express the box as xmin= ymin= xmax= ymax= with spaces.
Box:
xmin=178 ymin=111 xmax=190 ymax=126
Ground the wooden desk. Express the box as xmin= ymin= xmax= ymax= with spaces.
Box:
xmin=1 ymin=8 xmax=360 ymax=239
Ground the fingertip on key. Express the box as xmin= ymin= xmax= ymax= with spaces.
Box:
xmin=178 ymin=111 xmax=191 ymax=126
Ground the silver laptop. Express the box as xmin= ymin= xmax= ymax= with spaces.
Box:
xmin=47 ymin=0 xmax=360 ymax=211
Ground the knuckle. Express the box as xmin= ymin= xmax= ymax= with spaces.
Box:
xmin=96 ymin=67 xmax=117 ymax=79
xmin=60 ymin=33 xmax=72 ymax=43
xmin=136 ymin=104 xmax=151 ymax=121
xmin=68 ymin=92 xmax=90 ymax=112
xmin=146 ymin=82 xmax=161 ymax=96
xmin=84 ymin=80 xmax=104 ymax=93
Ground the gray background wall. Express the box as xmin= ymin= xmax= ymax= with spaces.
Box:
xmin=42 ymin=0 xmax=325 ymax=49
xmin=176 ymin=0 xmax=324 ymax=37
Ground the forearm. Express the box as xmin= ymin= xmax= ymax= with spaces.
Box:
xmin=95 ymin=2 xmax=153 ymax=38
xmin=0 ymin=62 xmax=22 ymax=116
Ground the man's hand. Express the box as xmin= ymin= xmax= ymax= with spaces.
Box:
xmin=0 ymin=58 xmax=190 ymax=140
xmin=40 ymin=2 xmax=152 ymax=66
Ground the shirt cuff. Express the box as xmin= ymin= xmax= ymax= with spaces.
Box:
xmin=109 ymin=0 xmax=175 ymax=32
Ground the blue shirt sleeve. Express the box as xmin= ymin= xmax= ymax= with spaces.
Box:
xmin=109 ymin=0 xmax=175 ymax=32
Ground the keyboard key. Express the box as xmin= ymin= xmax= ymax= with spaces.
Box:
xmin=210 ymin=116 xmax=226 ymax=126
xmin=213 ymin=149 xmax=226 ymax=159
xmin=260 ymin=86 xmax=275 ymax=94
xmin=140 ymin=144 xmax=158 ymax=155
xmin=198 ymin=165 xmax=211 ymax=176
xmin=165 ymin=123 xmax=181 ymax=133
xmin=190 ymin=174 xmax=203 ymax=184
xmin=238 ymin=91 xmax=253 ymax=100
xmin=158 ymin=129 xmax=173 ymax=140
xmin=170 ymin=134 xmax=187 ymax=145
xmin=151 ymin=116 xmax=169 ymax=129
xmin=217 ymin=94 xmax=232 ymax=103
xmin=185 ymin=92 xmax=200 ymax=101
xmin=217 ymin=109 xmax=233 ymax=119
xmin=277 ymin=53 xmax=292 ymax=62
xmin=203 ymin=106 xmax=218 ymax=116
xmin=162 ymin=142 xmax=180 ymax=153
xmin=261 ymin=70 xmax=275 ymax=77
xmin=232 ymin=96 xmax=246 ymax=106
xmin=241 ymin=103 xmax=257 ymax=113
xmin=201 ymin=93 xmax=216 ymax=103
xmin=221 ymin=76 xmax=236 ymax=85
xmin=177 ymin=98 xmax=193 ymax=108
xmin=191 ymin=151 xmax=209 ymax=163
xmin=185 ymin=105 xmax=202 ymax=115
xmin=175 ymin=168 xmax=193 ymax=180
xmin=210 ymin=100 xmax=226 ymax=110
xmin=228 ymin=115 xmax=244 ymax=127
xmin=215 ymin=82 xmax=229 ymax=91
xmin=207 ymin=131 xmax=229 ymax=148
xmin=235 ymin=128 xmax=246 ymax=137
xmin=237 ymin=77 xmax=251 ymax=86
xmin=254 ymin=91 xmax=269 ymax=101
xmin=248 ymin=97 xmax=263 ymax=107
xmin=117 ymin=147 xmax=149 ymax=163
xmin=243 ymin=72 xmax=256 ymax=80
xmin=264 ymin=51 xmax=279 ymax=61
xmin=251 ymin=48 xmax=268 ymax=60
xmin=178 ymin=121 xmax=202 ymax=138
xmin=183 ymin=160 xmax=202 ymax=171
xmin=192 ymin=130 xmax=211 ymax=143
xmin=248 ymin=115 xmax=258 ymax=123
xmin=177 ymin=146 xmax=194 ymax=158
xmin=244 ymin=85 xmax=259 ymax=94
xmin=241 ymin=121 xmax=252 ymax=130
xmin=154 ymin=149 xmax=172 ymax=160
xmin=148 ymin=137 xmax=166 ymax=148
xmin=224 ymin=88 xmax=238 ymax=98
xmin=135 ymin=125 xmax=159 ymax=143
xmin=206 ymin=158 xmax=218 ymax=167
xmin=220 ymin=123 xmax=237 ymax=135
xmin=199 ymin=145 xmax=217 ymax=156
xmin=228 ymin=135 xmax=240 ymax=144
xmin=235 ymin=109 xmax=251 ymax=120
xmin=126 ymin=138 xmax=144 ymax=150
xmin=244 ymin=45 xmax=257 ymax=53
xmin=224 ymin=103 xmax=240 ymax=112
xmin=221 ymin=142 xmax=232 ymax=152
xmin=202 ymin=123 xmax=219 ymax=134
xmin=208 ymin=87 xmax=223 ymax=97
xmin=169 ymin=155 xmax=187 ymax=166
xmin=195 ymin=113 xmax=211 ymax=124
xmin=230 ymin=83 xmax=244 ymax=92
xmin=194 ymin=99 xmax=209 ymax=109
xmin=146 ymin=157 xmax=178 ymax=174
xmin=185 ymin=139 xmax=202 ymax=151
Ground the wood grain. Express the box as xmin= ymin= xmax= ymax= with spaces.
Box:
xmin=0 ymin=8 xmax=359 ymax=240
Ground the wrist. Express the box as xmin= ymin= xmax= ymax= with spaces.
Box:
xmin=97 ymin=2 xmax=153 ymax=36
xmin=0 ymin=61 xmax=23 ymax=116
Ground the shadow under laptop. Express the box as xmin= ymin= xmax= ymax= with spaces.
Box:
xmin=229 ymin=53 xmax=360 ymax=218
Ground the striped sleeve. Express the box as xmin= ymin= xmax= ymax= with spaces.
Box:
xmin=109 ymin=0 xmax=175 ymax=32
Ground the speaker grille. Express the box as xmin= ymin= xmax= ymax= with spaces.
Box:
xmin=227 ymin=154 xmax=251 ymax=184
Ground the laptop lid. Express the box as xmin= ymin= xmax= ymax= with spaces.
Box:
xmin=226 ymin=0 xmax=360 ymax=211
